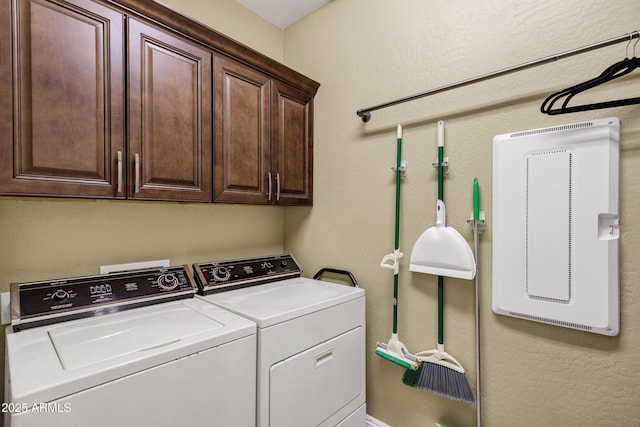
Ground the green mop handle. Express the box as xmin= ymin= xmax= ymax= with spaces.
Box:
xmin=437 ymin=121 xmax=444 ymax=345
xmin=392 ymin=125 xmax=402 ymax=334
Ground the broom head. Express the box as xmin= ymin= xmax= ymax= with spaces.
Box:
xmin=403 ymin=344 xmax=475 ymax=404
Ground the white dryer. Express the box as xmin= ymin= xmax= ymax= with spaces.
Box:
xmin=194 ymin=254 xmax=366 ymax=427
xmin=5 ymin=265 xmax=257 ymax=427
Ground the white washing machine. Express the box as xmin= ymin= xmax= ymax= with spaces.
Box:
xmin=193 ymin=254 xmax=366 ymax=427
xmin=5 ymin=265 xmax=257 ymax=427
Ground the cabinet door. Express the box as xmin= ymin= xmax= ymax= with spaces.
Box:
xmin=271 ymin=79 xmax=314 ymax=206
xmin=213 ymin=55 xmax=271 ymax=204
xmin=128 ymin=18 xmax=212 ymax=202
xmin=0 ymin=0 xmax=125 ymax=198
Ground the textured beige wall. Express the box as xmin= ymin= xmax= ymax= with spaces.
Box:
xmin=0 ymin=200 xmax=284 ymax=283
xmin=284 ymin=0 xmax=640 ymax=426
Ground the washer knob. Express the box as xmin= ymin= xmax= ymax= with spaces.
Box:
xmin=212 ymin=266 xmax=231 ymax=282
xmin=53 ymin=289 xmax=68 ymax=302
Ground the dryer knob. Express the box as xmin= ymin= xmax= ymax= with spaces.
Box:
xmin=52 ymin=289 xmax=69 ymax=302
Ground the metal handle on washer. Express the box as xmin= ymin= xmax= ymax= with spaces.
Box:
xmin=313 ymin=268 xmax=360 ymax=288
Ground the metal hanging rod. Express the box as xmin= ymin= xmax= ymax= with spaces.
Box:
xmin=356 ymin=30 xmax=640 ymax=122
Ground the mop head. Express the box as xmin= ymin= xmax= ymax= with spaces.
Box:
xmin=375 ymin=334 xmax=421 ymax=371
xmin=402 ymin=345 xmax=475 ymax=404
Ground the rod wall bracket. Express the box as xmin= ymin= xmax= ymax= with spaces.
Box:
xmin=357 ymin=110 xmax=371 ymax=122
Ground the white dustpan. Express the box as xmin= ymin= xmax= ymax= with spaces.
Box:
xmin=410 ymin=199 xmax=476 ymax=280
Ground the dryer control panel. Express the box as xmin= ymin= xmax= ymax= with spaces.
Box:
xmin=11 ymin=266 xmax=196 ymax=332
xmin=193 ymin=253 xmax=302 ymax=294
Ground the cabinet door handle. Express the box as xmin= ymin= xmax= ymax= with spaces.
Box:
xmin=267 ymin=172 xmax=272 ymax=201
xmin=116 ymin=151 xmax=123 ymax=193
xmin=276 ymin=173 xmax=280 ymax=201
xmin=134 ymin=153 xmax=140 ymax=193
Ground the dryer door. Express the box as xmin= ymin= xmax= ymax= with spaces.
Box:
xmin=269 ymin=326 xmax=364 ymax=427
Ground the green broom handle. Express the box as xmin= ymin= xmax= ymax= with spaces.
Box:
xmin=392 ymin=130 xmax=402 ymax=334
xmin=437 ymin=143 xmax=444 ymax=345
xmin=395 ymin=136 xmax=402 ymax=252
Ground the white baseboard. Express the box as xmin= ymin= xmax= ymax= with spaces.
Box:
xmin=366 ymin=415 xmax=392 ymax=427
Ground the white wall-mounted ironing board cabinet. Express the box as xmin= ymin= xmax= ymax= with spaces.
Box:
xmin=492 ymin=117 xmax=620 ymax=336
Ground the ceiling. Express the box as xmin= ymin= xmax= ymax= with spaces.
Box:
xmin=234 ymin=0 xmax=330 ymax=29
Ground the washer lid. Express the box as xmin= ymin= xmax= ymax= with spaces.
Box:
xmin=50 ymin=303 xmax=221 ymax=370
xmin=6 ymin=298 xmax=256 ymax=404
xmin=202 ymin=277 xmax=365 ymax=327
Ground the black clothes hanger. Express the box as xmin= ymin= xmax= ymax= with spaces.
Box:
xmin=541 ymin=54 xmax=640 ymax=115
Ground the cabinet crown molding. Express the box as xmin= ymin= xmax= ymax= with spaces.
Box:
xmin=112 ymin=0 xmax=320 ymax=95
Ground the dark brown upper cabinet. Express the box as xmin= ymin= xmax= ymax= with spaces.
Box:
xmin=213 ymin=55 xmax=271 ymax=204
xmin=1 ymin=0 xmax=318 ymax=205
xmin=271 ymin=79 xmax=314 ymax=206
xmin=128 ymin=17 xmax=212 ymax=202
xmin=0 ymin=0 xmax=126 ymax=198
xmin=214 ymin=55 xmax=313 ymax=205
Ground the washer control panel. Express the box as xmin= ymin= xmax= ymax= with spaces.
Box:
xmin=193 ymin=254 xmax=302 ymax=295
xmin=11 ymin=266 xmax=196 ymax=332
